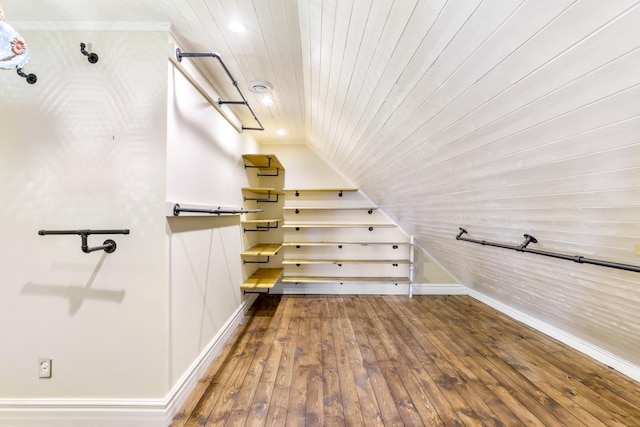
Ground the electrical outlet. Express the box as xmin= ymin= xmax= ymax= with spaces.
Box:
xmin=39 ymin=358 xmax=52 ymax=378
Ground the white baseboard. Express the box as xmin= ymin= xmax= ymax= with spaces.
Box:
xmin=271 ymin=282 xmax=412 ymax=295
xmin=272 ymin=283 xmax=466 ymax=296
xmin=0 ymin=294 xmax=259 ymax=427
xmin=411 ymin=283 xmax=468 ymax=295
xmin=0 ymin=399 xmax=166 ymax=427
xmin=468 ymin=288 xmax=640 ymax=383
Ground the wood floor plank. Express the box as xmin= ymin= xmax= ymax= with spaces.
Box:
xmin=285 ymin=302 xmax=310 ymax=427
xmin=415 ymin=295 xmax=583 ymax=426
xmin=220 ymin=296 xmax=286 ymax=426
xmin=347 ymin=296 xmax=405 ymax=426
xmin=331 ymin=314 xmax=366 ymax=426
xmin=321 ymin=313 xmax=346 ymax=426
xmin=339 ymin=296 xmax=386 ymax=426
xmin=375 ymin=295 xmax=509 ymax=426
xmin=359 ymin=297 xmax=440 ymax=426
xmin=264 ymin=298 xmax=302 ymax=427
xmin=442 ymin=296 xmax=640 ymax=426
xmin=170 ymin=300 xmax=262 ymax=427
xmin=181 ymin=297 xmax=274 ymax=426
xmin=244 ymin=296 xmax=294 ymax=426
xmin=172 ymin=295 xmax=640 ymax=427
xmin=305 ymin=303 xmax=325 ymax=426
xmin=385 ymin=295 xmax=543 ymax=426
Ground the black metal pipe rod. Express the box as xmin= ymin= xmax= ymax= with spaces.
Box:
xmin=38 ymin=229 xmax=130 ymax=236
xmin=176 ymin=49 xmax=264 ymax=131
xmin=173 ymin=204 xmax=262 ymax=216
xmin=456 ymin=228 xmax=640 ymax=274
xmin=457 ymin=236 xmax=521 ymax=251
xmin=523 ymin=248 xmax=640 ymax=273
xmin=218 ymin=100 xmax=248 ymax=105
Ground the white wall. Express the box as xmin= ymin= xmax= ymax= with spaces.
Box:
xmin=0 ymin=30 xmax=168 ymax=399
xmin=263 ymin=144 xmax=352 ymax=189
xmin=166 ymin=60 xmax=258 ymax=388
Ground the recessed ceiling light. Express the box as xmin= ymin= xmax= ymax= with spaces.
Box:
xmin=228 ymin=21 xmax=246 ymax=33
xmin=248 ymin=81 xmax=273 ymax=94
xmin=277 ymin=129 xmax=286 ymax=136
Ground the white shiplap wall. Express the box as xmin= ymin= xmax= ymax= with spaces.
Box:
xmin=301 ymin=0 xmax=640 ymax=367
xmin=6 ymin=0 xmax=640 ymax=374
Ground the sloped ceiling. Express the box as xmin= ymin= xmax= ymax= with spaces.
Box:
xmin=7 ymin=1 xmax=640 ymax=368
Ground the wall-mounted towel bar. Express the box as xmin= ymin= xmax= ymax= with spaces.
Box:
xmin=456 ymin=228 xmax=640 ymax=273
xmin=175 ymin=48 xmax=264 ymax=131
xmin=38 ymin=229 xmax=130 ymax=254
xmin=173 ymin=203 xmax=262 ymax=216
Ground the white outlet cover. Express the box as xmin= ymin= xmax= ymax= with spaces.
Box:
xmin=38 ymin=358 xmax=51 ymax=378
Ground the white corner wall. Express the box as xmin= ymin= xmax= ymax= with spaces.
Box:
xmin=165 ymin=58 xmax=259 ymax=391
xmin=0 ymin=29 xmax=169 ymax=403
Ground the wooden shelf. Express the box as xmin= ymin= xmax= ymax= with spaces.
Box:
xmin=281 ymin=276 xmax=411 ymax=284
xmin=284 ymin=206 xmax=376 ymax=212
xmin=242 ymin=218 xmax=284 ymax=224
xmin=240 ymin=154 xmax=284 ymax=291
xmin=242 ymin=187 xmax=284 ymax=195
xmin=283 ymin=259 xmax=411 ymax=265
xmin=241 ymin=268 xmax=284 ymax=290
xmin=242 ymin=243 xmax=282 ymax=257
xmin=284 ymin=223 xmax=396 ymax=229
xmin=283 ymin=241 xmax=410 ymax=247
xmin=284 ymin=188 xmax=358 ymax=193
xmin=285 ymin=188 xmax=358 ymax=198
xmin=242 ymin=154 xmax=284 ymax=170
xmin=242 ymin=187 xmax=283 ymax=203
xmin=280 ymin=182 xmax=413 ymax=291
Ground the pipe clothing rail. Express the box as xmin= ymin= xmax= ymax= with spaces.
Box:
xmin=38 ymin=229 xmax=130 ymax=254
xmin=175 ymin=48 xmax=264 ymax=131
xmin=456 ymin=228 xmax=640 ymax=273
xmin=173 ymin=204 xmax=262 ymax=216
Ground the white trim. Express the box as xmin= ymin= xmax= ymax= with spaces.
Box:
xmin=468 ymin=288 xmax=640 ymax=383
xmin=0 ymin=294 xmax=259 ymax=427
xmin=12 ymin=22 xmax=171 ymax=32
xmin=411 ymin=283 xmax=468 ymax=295
xmin=271 ymin=282 xmax=411 ymax=295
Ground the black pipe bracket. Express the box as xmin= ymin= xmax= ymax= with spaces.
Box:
xmin=80 ymin=43 xmax=99 ymax=64
xmin=38 ymin=229 xmax=130 ymax=254
xmin=16 ymin=67 xmax=37 ymax=84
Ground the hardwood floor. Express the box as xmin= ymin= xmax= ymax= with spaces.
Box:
xmin=170 ymin=294 xmax=640 ymax=426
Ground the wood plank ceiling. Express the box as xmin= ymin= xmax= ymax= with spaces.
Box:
xmin=8 ymin=0 xmax=640 ymax=370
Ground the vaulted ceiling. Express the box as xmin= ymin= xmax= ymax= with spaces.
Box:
xmin=8 ymin=0 xmax=640 ymax=370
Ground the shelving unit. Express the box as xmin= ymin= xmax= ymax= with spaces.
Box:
xmin=239 ymin=155 xmax=285 ymax=292
xmin=282 ymin=188 xmax=413 ymax=288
